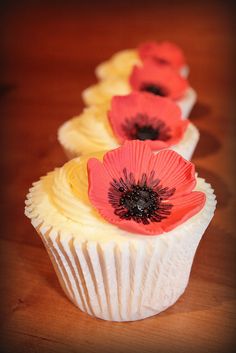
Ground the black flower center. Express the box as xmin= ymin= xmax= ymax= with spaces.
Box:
xmin=134 ymin=124 xmax=159 ymax=140
xmin=122 ymin=114 xmax=171 ymax=142
xmin=119 ymin=185 xmax=159 ymax=220
xmin=108 ymin=169 xmax=175 ymax=225
xmin=155 ymin=58 xmax=170 ymax=66
xmin=141 ymin=84 xmax=168 ymax=97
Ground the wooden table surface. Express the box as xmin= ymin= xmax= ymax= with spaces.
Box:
xmin=1 ymin=1 xmax=235 ymax=352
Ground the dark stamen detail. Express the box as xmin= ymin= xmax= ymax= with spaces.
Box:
xmin=108 ymin=168 xmax=175 ymax=225
xmin=155 ymin=58 xmax=170 ymax=66
xmin=141 ymin=84 xmax=168 ymax=97
xmin=134 ymin=124 xmax=159 ymax=140
xmin=122 ymin=114 xmax=171 ymax=142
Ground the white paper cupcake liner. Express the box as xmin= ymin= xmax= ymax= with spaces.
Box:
xmin=179 ymin=65 xmax=190 ymax=78
xmin=25 ymin=178 xmax=216 ymax=322
xmin=177 ymin=87 xmax=197 ymax=119
xmin=170 ymin=123 xmax=199 ymax=160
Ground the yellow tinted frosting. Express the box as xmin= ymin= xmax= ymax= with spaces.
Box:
xmin=95 ymin=49 xmax=141 ymax=80
xmin=82 ymin=78 xmax=131 ymax=107
xmin=58 ymin=105 xmax=119 ymax=156
xmin=30 ymin=157 xmax=122 ymax=239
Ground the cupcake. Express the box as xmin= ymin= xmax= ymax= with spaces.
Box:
xmin=25 ymin=141 xmax=216 ymax=322
xmin=58 ymin=92 xmax=199 ymax=161
xmin=96 ymin=41 xmax=189 ymax=81
xmin=83 ymin=61 xmax=196 ymax=119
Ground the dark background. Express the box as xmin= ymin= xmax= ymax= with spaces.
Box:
xmin=0 ymin=1 xmax=235 ymax=352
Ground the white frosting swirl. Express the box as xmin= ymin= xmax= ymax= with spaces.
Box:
xmin=95 ymin=49 xmax=189 ymax=81
xmin=58 ymin=104 xmax=199 ymax=161
xmin=95 ymin=49 xmax=141 ymax=80
xmin=25 ymin=156 xmax=216 ymax=244
xmin=82 ymin=79 xmax=197 ymax=120
xmin=58 ymin=105 xmax=119 ymax=156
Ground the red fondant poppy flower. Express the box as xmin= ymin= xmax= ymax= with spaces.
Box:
xmin=87 ymin=141 xmax=206 ymax=235
xmin=130 ymin=60 xmax=189 ymax=100
xmin=108 ymin=92 xmax=189 ymax=151
xmin=138 ymin=41 xmax=186 ymax=70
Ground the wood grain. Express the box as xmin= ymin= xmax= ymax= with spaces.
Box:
xmin=1 ymin=1 xmax=235 ymax=352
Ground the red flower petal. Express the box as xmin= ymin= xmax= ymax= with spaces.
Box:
xmin=151 ymin=149 xmax=196 ymax=197
xmin=102 ymin=140 xmax=154 ymax=182
xmin=138 ymin=41 xmax=186 ymax=70
xmin=87 ymin=141 xmax=155 ymax=225
xmin=159 ymin=191 xmax=206 ymax=232
xmin=87 ymin=157 xmax=112 ymax=209
xmin=108 ymin=92 xmax=189 ymax=150
xmin=130 ymin=60 xmax=189 ymax=100
xmin=120 ymin=191 xmax=206 ymax=235
xmin=87 ymin=141 xmax=205 ymax=235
